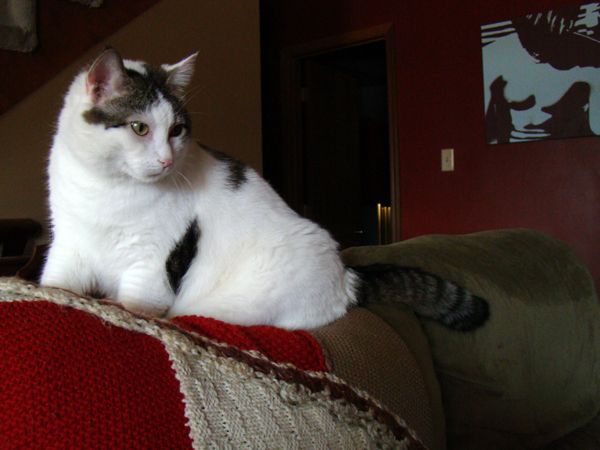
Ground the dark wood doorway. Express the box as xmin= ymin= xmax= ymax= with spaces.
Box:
xmin=281 ymin=25 xmax=399 ymax=249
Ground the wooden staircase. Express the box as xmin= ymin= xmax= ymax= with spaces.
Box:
xmin=0 ymin=0 xmax=159 ymax=117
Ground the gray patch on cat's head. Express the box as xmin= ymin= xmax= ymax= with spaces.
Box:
xmin=83 ymin=63 xmax=190 ymax=130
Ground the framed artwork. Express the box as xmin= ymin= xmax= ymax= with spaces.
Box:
xmin=481 ymin=3 xmax=600 ymax=144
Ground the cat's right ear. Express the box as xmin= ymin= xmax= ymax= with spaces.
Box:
xmin=86 ymin=48 xmax=126 ymax=104
xmin=162 ymin=52 xmax=198 ymax=99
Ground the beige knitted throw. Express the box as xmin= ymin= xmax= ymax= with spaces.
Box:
xmin=0 ymin=277 xmax=426 ymax=449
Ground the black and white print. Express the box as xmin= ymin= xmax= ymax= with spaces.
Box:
xmin=482 ymin=3 xmax=600 ymax=144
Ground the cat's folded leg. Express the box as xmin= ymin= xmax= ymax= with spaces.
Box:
xmin=118 ymin=263 xmax=174 ymax=317
xmin=40 ymin=245 xmax=92 ymax=295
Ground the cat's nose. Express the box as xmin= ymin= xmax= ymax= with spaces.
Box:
xmin=159 ymin=159 xmax=173 ymax=168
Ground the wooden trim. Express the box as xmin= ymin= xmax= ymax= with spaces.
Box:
xmin=280 ymin=45 xmax=304 ymax=211
xmin=282 ymin=23 xmax=393 ymax=59
xmin=280 ymin=23 xmax=401 ymax=240
xmin=383 ymin=26 xmax=402 ymax=241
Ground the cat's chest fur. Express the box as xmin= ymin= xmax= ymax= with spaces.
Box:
xmin=51 ymin=148 xmax=186 ymax=238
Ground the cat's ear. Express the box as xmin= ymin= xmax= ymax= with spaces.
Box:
xmin=162 ymin=52 xmax=198 ymax=98
xmin=86 ymin=48 xmax=127 ymax=104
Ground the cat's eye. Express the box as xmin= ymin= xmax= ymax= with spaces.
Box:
xmin=169 ymin=124 xmax=186 ymax=138
xmin=130 ymin=121 xmax=149 ymax=136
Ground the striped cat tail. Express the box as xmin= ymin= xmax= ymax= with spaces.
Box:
xmin=350 ymin=264 xmax=489 ymax=331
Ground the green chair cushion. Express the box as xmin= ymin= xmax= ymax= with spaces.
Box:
xmin=342 ymin=229 xmax=600 ymax=449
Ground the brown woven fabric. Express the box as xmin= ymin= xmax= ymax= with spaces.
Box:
xmin=365 ymin=303 xmax=446 ymax=450
xmin=311 ymin=307 xmax=439 ymax=450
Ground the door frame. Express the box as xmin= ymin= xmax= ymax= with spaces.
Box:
xmin=281 ymin=23 xmax=401 ymax=241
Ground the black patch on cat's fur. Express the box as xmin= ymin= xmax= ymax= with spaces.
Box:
xmin=166 ymin=219 xmax=200 ymax=293
xmin=351 ymin=264 xmax=489 ymax=331
xmin=83 ymin=64 xmax=191 ymax=131
xmin=201 ymin=144 xmax=248 ymax=190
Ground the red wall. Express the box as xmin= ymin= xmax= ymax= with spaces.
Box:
xmin=263 ymin=0 xmax=600 ymax=289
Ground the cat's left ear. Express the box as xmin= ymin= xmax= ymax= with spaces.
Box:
xmin=162 ymin=52 xmax=198 ymax=98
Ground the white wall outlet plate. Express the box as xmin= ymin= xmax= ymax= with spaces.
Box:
xmin=441 ymin=148 xmax=454 ymax=172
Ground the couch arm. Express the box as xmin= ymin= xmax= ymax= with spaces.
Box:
xmin=312 ymin=307 xmax=445 ymax=450
xmin=342 ymin=228 xmax=600 ymax=449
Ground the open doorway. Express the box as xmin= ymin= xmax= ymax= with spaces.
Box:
xmin=280 ymin=26 xmax=399 ymax=249
xmin=300 ymin=41 xmax=391 ymax=248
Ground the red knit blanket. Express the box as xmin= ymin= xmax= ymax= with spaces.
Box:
xmin=172 ymin=315 xmax=328 ymax=371
xmin=0 ymin=278 xmax=426 ymax=449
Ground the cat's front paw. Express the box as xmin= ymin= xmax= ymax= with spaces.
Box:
xmin=39 ymin=274 xmax=85 ymax=296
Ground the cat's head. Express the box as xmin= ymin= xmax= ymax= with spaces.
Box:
xmin=65 ymin=48 xmax=197 ymax=183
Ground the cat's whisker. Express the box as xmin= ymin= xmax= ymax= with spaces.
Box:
xmin=178 ymin=91 xmax=197 ymax=108
xmin=176 ymin=170 xmax=193 ymax=190
xmin=171 ymin=176 xmax=185 ymax=196
xmin=182 ymin=84 xmax=204 ymax=100
xmin=179 ymin=86 xmax=205 ymax=110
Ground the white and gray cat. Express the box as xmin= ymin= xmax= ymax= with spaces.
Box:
xmin=41 ymin=49 xmax=488 ymax=330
